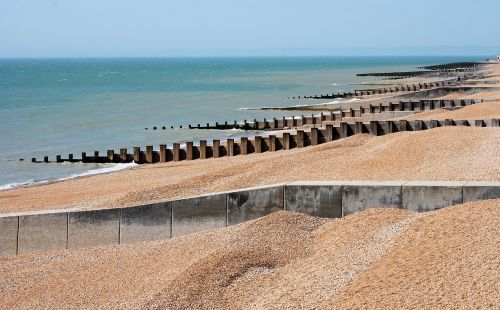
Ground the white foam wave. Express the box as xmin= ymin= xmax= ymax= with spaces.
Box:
xmin=0 ymin=163 xmax=138 ymax=191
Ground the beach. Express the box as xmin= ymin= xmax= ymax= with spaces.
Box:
xmin=0 ymin=59 xmax=499 ymax=309
xmin=1 ymin=199 xmax=498 ymax=308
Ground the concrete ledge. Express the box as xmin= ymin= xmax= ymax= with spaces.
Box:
xmin=342 ymin=181 xmax=405 ymax=216
xmin=227 ymin=185 xmax=284 ymax=226
xmin=463 ymin=181 xmax=500 ymax=203
xmin=120 ymin=202 xmax=171 ymax=244
xmin=2 ymin=179 xmax=499 ymax=256
xmin=18 ymin=213 xmax=68 ymax=254
xmin=285 ymin=181 xmax=344 ymax=218
xmin=0 ymin=217 xmax=18 ymax=256
xmin=172 ymin=193 xmax=227 ymax=237
xmin=402 ymin=181 xmax=466 ymax=212
xmin=68 ymin=208 xmax=120 ymax=248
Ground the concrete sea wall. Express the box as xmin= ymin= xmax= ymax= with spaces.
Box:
xmin=1 ymin=180 xmax=499 ymax=256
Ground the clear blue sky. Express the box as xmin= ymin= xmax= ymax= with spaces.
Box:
xmin=1 ymin=0 xmax=499 ymax=57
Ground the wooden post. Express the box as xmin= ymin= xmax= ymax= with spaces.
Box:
xmin=94 ymin=151 xmax=99 ymax=163
xmin=32 ymin=157 xmax=36 ymax=163
xmin=159 ymin=145 xmax=167 ymax=162
xmin=369 ymin=121 xmax=379 ymax=136
xmin=173 ymin=143 xmax=180 ymax=161
xmin=68 ymin=154 xmax=73 ymax=162
xmin=44 ymin=156 xmax=49 ymax=163
xmin=240 ymin=137 xmax=248 ymax=155
xmin=145 ymin=146 xmax=153 ymax=163
xmin=227 ymin=139 xmax=234 ymax=156
xmin=399 ymin=120 xmax=407 ymax=132
xmin=133 ymin=147 xmax=141 ymax=163
xmin=323 ymin=124 xmax=332 ymax=142
xmin=254 ymin=136 xmax=262 ymax=153
xmin=296 ymin=130 xmax=304 ymax=148
xmin=107 ymin=150 xmax=114 ymax=162
xmin=213 ymin=140 xmax=220 ymax=158
xmin=310 ymin=128 xmax=318 ymax=145
xmin=56 ymin=155 xmax=61 ymax=163
xmin=186 ymin=142 xmax=193 ymax=160
xmin=355 ymin=121 xmax=363 ymax=134
xmin=283 ymin=132 xmax=290 ymax=150
xmin=81 ymin=152 xmax=87 ymax=163
xmin=269 ymin=135 xmax=276 ymax=151
xmin=120 ymin=148 xmax=127 ymax=163
xmin=199 ymin=140 xmax=207 ymax=159
xmin=337 ymin=122 xmax=347 ymax=138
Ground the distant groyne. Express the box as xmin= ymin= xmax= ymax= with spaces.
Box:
xmin=31 ymin=98 xmax=497 ymax=164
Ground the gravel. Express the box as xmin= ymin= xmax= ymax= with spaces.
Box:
xmin=1 ymin=126 xmax=499 ymax=215
xmin=0 ymin=199 xmax=498 ymax=309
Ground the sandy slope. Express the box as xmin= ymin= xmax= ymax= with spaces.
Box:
xmin=1 ymin=126 xmax=499 ymax=215
xmin=1 ymin=199 xmax=498 ymax=309
xmin=400 ymin=101 xmax=500 ymax=120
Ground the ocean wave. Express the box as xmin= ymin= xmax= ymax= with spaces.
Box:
xmin=0 ymin=162 xmax=138 ymax=191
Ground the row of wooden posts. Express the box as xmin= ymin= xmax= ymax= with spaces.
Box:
xmin=294 ymin=80 xmax=455 ymax=100
xmin=32 ymin=98 xmax=481 ymax=164
xmin=33 ymin=117 xmax=498 ymax=165
xmin=145 ymin=98 xmax=477 ymax=131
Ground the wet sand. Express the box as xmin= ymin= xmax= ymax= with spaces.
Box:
xmin=1 ymin=199 xmax=498 ymax=309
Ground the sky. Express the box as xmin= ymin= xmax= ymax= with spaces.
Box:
xmin=0 ymin=0 xmax=499 ymax=58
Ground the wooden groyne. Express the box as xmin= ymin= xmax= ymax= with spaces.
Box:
xmin=418 ymin=61 xmax=484 ymax=71
xmin=298 ymin=80 xmax=456 ymax=100
xmin=31 ymin=98 xmax=495 ymax=165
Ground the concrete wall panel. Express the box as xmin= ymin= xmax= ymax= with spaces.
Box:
xmin=172 ymin=194 xmax=226 ymax=237
xmin=120 ymin=202 xmax=171 ymax=244
xmin=227 ymin=185 xmax=284 ymax=226
xmin=285 ymin=181 xmax=344 ymax=218
xmin=403 ymin=181 xmax=465 ymax=212
xmin=342 ymin=181 xmax=404 ymax=216
xmin=68 ymin=208 xmax=120 ymax=248
xmin=0 ymin=216 xmax=18 ymax=256
xmin=18 ymin=213 xmax=67 ymax=254
xmin=463 ymin=181 xmax=500 ymax=203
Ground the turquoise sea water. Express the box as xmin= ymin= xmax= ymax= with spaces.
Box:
xmin=0 ymin=56 xmax=480 ymax=188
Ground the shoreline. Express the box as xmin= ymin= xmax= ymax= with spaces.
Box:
xmin=1 ymin=62 xmax=499 ymax=215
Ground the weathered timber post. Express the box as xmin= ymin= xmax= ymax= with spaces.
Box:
xmin=254 ymin=136 xmax=262 ymax=153
xmin=159 ymin=145 xmax=167 ymax=162
xmin=227 ymin=139 xmax=234 ymax=156
xmin=369 ymin=121 xmax=378 ymax=136
xmin=269 ymin=135 xmax=276 ymax=151
xmin=213 ymin=140 xmax=220 ymax=158
xmin=146 ymin=146 xmax=153 ymax=163
xmin=56 ymin=155 xmax=61 ymax=163
xmin=186 ymin=142 xmax=193 ymax=160
xmin=240 ymin=137 xmax=248 ymax=155
xmin=94 ymin=151 xmax=99 ymax=163
xmin=399 ymin=120 xmax=407 ymax=132
xmin=355 ymin=121 xmax=363 ymax=134
xmin=133 ymin=147 xmax=141 ymax=163
xmin=340 ymin=122 xmax=348 ymax=138
xmin=68 ymin=154 xmax=74 ymax=162
xmin=81 ymin=152 xmax=87 ymax=163
xmin=199 ymin=140 xmax=207 ymax=159
xmin=172 ymin=143 xmax=180 ymax=161
xmin=325 ymin=124 xmax=333 ymax=142
xmin=310 ymin=128 xmax=318 ymax=145
xmin=296 ymin=130 xmax=304 ymax=148
xmin=282 ymin=132 xmax=290 ymax=149
xmin=32 ymin=157 xmax=36 ymax=163
xmin=120 ymin=148 xmax=127 ymax=163
xmin=107 ymin=150 xmax=114 ymax=162
xmin=44 ymin=156 xmax=49 ymax=163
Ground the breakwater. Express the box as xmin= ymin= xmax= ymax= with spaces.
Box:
xmin=1 ymin=180 xmax=498 ymax=256
xmin=31 ymin=98 xmax=493 ymax=164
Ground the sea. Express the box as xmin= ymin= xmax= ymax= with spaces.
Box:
xmin=0 ymin=56 xmax=481 ymax=189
